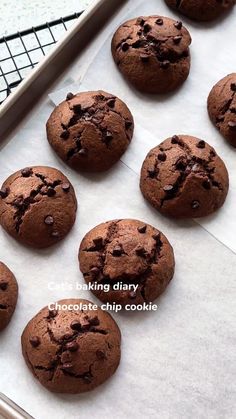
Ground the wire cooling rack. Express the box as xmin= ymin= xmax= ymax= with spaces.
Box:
xmin=0 ymin=12 xmax=82 ymax=105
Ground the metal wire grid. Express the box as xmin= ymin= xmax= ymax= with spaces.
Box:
xmin=0 ymin=12 xmax=82 ymax=105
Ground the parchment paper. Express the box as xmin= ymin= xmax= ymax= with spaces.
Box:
xmin=76 ymin=0 xmax=236 ymax=254
xmin=0 ymin=1 xmax=236 ymax=419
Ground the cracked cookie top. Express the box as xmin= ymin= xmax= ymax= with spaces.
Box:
xmin=79 ymin=219 xmax=175 ymax=307
xmin=21 ymin=299 xmax=121 ymax=393
xmin=164 ymin=0 xmax=235 ymax=22
xmin=46 ymin=90 xmax=134 ymax=172
xmin=140 ymin=135 xmax=229 ymax=218
xmin=111 ymin=15 xmax=191 ymax=94
xmin=0 ymin=262 xmax=18 ymax=332
xmin=0 ymin=166 xmax=77 ymax=248
xmin=208 ymin=73 xmax=236 ymax=147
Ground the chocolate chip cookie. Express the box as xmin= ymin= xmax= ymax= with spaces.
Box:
xmin=0 ymin=262 xmax=18 ymax=331
xmin=79 ymin=219 xmax=175 ymax=307
xmin=0 ymin=166 xmax=77 ymax=248
xmin=111 ymin=16 xmax=191 ymax=94
xmin=46 ymin=91 xmax=134 ymax=172
xmin=164 ymin=0 xmax=235 ymax=21
xmin=21 ymin=299 xmax=121 ymax=393
xmin=140 ymin=135 xmax=229 ymax=218
xmin=208 ymin=73 xmax=236 ymax=147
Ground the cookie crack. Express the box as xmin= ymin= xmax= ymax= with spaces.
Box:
xmin=159 ymin=141 xmax=222 ymax=207
xmin=63 ymin=96 xmax=131 ymax=160
xmin=6 ymin=173 xmax=62 ymax=233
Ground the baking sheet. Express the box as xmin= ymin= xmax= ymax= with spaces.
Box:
xmin=76 ymin=0 xmax=236 ymax=254
xmin=0 ymin=1 xmax=236 ymax=419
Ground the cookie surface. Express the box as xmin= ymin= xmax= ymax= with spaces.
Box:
xmin=21 ymin=299 xmax=121 ymax=393
xmin=0 ymin=166 xmax=77 ymax=248
xmin=46 ymin=91 xmax=134 ymax=172
xmin=111 ymin=15 xmax=191 ymax=94
xmin=140 ymin=135 xmax=229 ymax=218
xmin=79 ymin=219 xmax=175 ymax=307
xmin=208 ymin=73 xmax=236 ymax=147
xmin=164 ymin=0 xmax=235 ymax=21
xmin=0 ymin=262 xmax=18 ymax=332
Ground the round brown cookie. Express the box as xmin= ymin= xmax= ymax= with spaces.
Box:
xmin=208 ymin=73 xmax=236 ymax=147
xmin=140 ymin=135 xmax=229 ymax=218
xmin=0 ymin=262 xmax=18 ymax=332
xmin=0 ymin=166 xmax=77 ymax=248
xmin=111 ymin=15 xmax=191 ymax=94
xmin=21 ymin=299 xmax=121 ymax=393
xmin=164 ymin=0 xmax=235 ymax=21
xmin=79 ymin=219 xmax=175 ymax=307
xmin=46 ymin=91 xmax=134 ymax=172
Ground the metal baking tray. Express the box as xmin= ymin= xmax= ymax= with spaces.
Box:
xmin=0 ymin=0 xmax=126 ymax=140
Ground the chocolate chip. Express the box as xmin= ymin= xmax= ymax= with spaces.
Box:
xmin=156 ymin=18 xmax=163 ymax=25
xmin=140 ymin=53 xmax=149 ymax=62
xmin=81 ymin=320 xmax=90 ymax=331
xmin=48 ymin=309 xmax=57 ymax=318
xmin=89 ymin=315 xmax=100 ymax=326
xmin=61 ymin=183 xmax=70 ymax=192
xmin=137 ymin=30 xmax=142 ymax=36
xmin=163 ymin=184 xmax=174 ymax=192
xmin=107 ymin=98 xmax=116 ymax=108
xmin=125 ymin=120 xmax=133 ymax=130
xmin=158 ymin=152 xmax=167 ymax=162
xmin=173 ymin=36 xmax=182 ymax=44
xmin=0 ymin=187 xmax=9 ymax=199
xmin=112 ymin=245 xmax=123 ymax=257
xmin=21 ymin=167 xmax=33 ymax=177
xmin=135 ymin=246 xmax=147 ymax=257
xmin=160 ymin=60 xmax=170 ymax=69
xmin=152 ymin=233 xmax=161 ymax=244
xmin=136 ymin=17 xmax=145 ymax=26
xmin=0 ymin=281 xmax=8 ymax=291
xmin=61 ymin=363 xmax=73 ymax=372
xmin=105 ymin=131 xmax=113 ymax=142
xmin=96 ymin=349 xmax=106 ymax=360
xmin=138 ymin=225 xmax=147 ymax=234
xmin=176 ymin=160 xmax=186 ymax=171
xmin=90 ymin=267 xmax=100 ymax=276
xmin=51 ymin=231 xmax=60 ymax=238
xmin=121 ymin=42 xmax=129 ymax=52
xmin=66 ymin=341 xmax=79 ymax=352
xmin=70 ymin=320 xmax=81 ymax=331
xmin=148 ymin=169 xmax=156 ymax=178
xmin=196 ymin=140 xmax=205 ymax=149
xmin=66 ymin=92 xmax=74 ymax=101
xmin=129 ymin=291 xmax=137 ymax=299
xmin=144 ymin=23 xmax=151 ymax=33
xmin=47 ymin=188 xmax=56 ymax=197
xmin=60 ymin=130 xmax=70 ymax=140
xmin=192 ymin=200 xmax=200 ymax=209
xmin=44 ymin=215 xmax=54 ymax=226
xmin=78 ymin=148 xmax=88 ymax=156
xmin=83 ymin=373 xmax=92 ymax=383
xmin=92 ymin=237 xmax=103 ymax=250
xmin=230 ymin=83 xmax=236 ymax=92
xmin=171 ymin=135 xmax=179 ymax=144
xmin=174 ymin=21 xmax=182 ymax=30
xmin=30 ymin=336 xmax=41 ymax=348
xmin=73 ymin=104 xmax=82 ymax=114
xmin=228 ymin=121 xmax=236 ymax=129
xmin=202 ymin=179 xmax=211 ymax=190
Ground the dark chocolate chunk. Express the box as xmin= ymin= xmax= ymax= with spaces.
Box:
xmin=44 ymin=215 xmax=54 ymax=226
xmin=0 ymin=281 xmax=8 ymax=291
xmin=191 ymin=200 xmax=200 ymax=209
xmin=60 ymin=130 xmax=70 ymax=140
xmin=61 ymin=183 xmax=70 ymax=192
xmin=138 ymin=225 xmax=147 ymax=234
xmin=30 ymin=336 xmax=41 ymax=348
xmin=66 ymin=341 xmax=79 ymax=352
xmin=158 ymin=152 xmax=167 ymax=162
xmin=0 ymin=187 xmax=9 ymax=199
xmin=21 ymin=167 xmax=33 ymax=177
xmin=47 ymin=188 xmax=56 ymax=197
xmin=156 ymin=18 xmax=163 ymax=25
xmin=197 ymin=140 xmax=205 ymax=149
xmin=70 ymin=320 xmax=81 ymax=331
xmin=174 ymin=21 xmax=182 ymax=30
xmin=66 ymin=92 xmax=74 ymax=101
